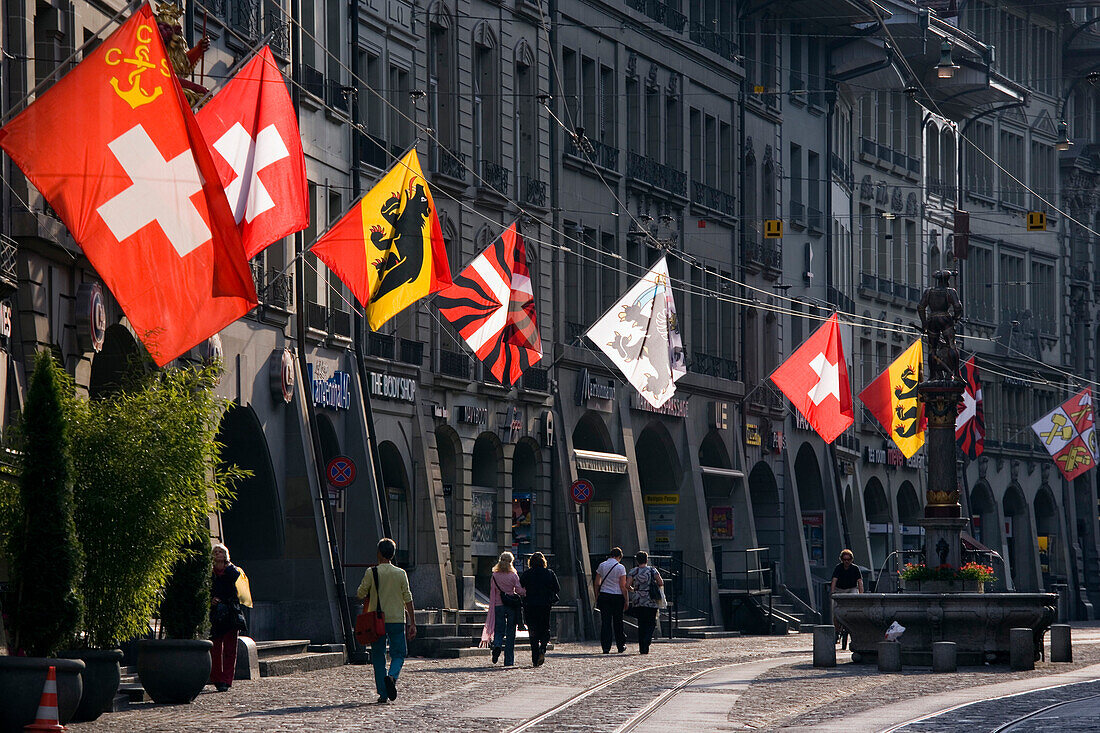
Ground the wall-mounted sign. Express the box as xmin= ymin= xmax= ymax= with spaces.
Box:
xmin=570 ymin=479 xmax=593 ymax=504
xmin=0 ymin=301 xmax=11 ymax=342
xmin=794 ymin=411 xmax=812 ymax=432
xmin=326 ymin=456 xmax=356 ymax=488
xmin=575 ymin=368 xmax=615 ymax=410
xmin=709 ymin=401 xmax=729 ymax=430
xmin=456 ymin=404 xmax=488 ymax=425
xmin=269 ymin=348 xmax=295 ymax=404
xmin=542 ymin=410 xmax=555 ymax=447
xmin=433 ymin=404 xmax=449 ymax=419
xmin=643 ymin=494 xmax=680 ymax=505
xmin=76 ymin=283 xmax=106 ymax=353
xmin=501 ymin=406 xmax=524 ymax=442
xmin=202 ymin=334 xmax=224 ymax=366
xmin=709 ymin=506 xmax=733 ymax=540
xmin=308 ymin=363 xmax=351 ymax=410
xmin=769 ymin=430 xmax=785 ymax=453
xmin=864 ymin=445 xmax=926 ymax=469
xmin=630 ymin=393 xmax=688 ymax=417
xmin=369 ymin=371 xmax=416 ymax=402
xmin=745 ymin=421 xmax=762 ymax=446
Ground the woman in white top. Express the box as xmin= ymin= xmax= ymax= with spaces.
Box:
xmin=593 ymin=547 xmax=628 ymax=653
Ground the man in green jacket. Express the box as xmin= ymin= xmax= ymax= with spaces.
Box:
xmin=357 ymin=538 xmax=417 ymax=703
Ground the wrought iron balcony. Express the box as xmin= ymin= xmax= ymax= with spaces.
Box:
xmin=479 ymin=160 xmax=509 ymax=195
xmin=264 ymin=2 xmax=290 ymax=57
xmin=826 ymin=286 xmax=855 ymax=315
xmin=302 ymin=65 xmax=325 ymax=99
xmin=566 ymin=321 xmax=589 ymax=345
xmin=227 ymin=0 xmax=261 ymax=37
xmin=807 ymin=206 xmax=824 ymax=233
xmin=521 ymin=176 xmax=547 ymax=208
xmin=398 ymin=338 xmax=424 ymax=366
xmin=692 ymin=181 xmax=735 ymax=217
xmin=306 ymin=301 xmax=328 ymax=331
xmin=689 ymin=22 xmax=737 ymax=61
xmin=859 ymin=272 xmax=877 ymax=292
xmin=358 ymin=132 xmax=389 ymax=169
xmin=565 ymin=137 xmax=619 ymax=171
xmin=626 ymin=152 xmax=686 ymax=196
xmin=368 ymin=332 xmax=395 ymax=360
xmin=431 ymin=145 xmax=467 ymax=181
xmin=790 ymin=200 xmax=805 ymax=226
xmin=743 ymin=238 xmax=782 ymax=272
xmin=878 ymin=277 xmax=894 ymax=296
xmin=250 ymin=260 xmax=292 ymax=310
xmin=330 ymin=309 xmax=352 ymax=338
xmin=690 ymin=352 xmax=739 ymax=381
xmin=860 ymin=137 xmax=876 ymax=157
xmin=325 ymin=78 xmax=349 ymax=111
xmin=0 ymin=236 xmax=17 ymax=298
xmin=523 ymin=366 xmax=549 ymax=392
xmin=626 ymin=0 xmax=686 ymax=33
xmin=438 ymin=348 xmax=471 ymax=379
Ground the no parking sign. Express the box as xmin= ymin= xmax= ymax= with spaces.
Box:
xmin=570 ymin=479 xmax=594 ymax=505
xmin=326 ymin=456 xmax=356 ymax=488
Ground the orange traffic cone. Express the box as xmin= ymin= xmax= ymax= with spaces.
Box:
xmin=23 ymin=664 xmax=65 ymax=732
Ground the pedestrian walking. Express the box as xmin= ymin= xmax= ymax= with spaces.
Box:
xmin=209 ymin=543 xmax=252 ymax=692
xmin=626 ymin=551 xmax=663 ymax=654
xmin=356 ymin=538 xmax=417 ymax=704
xmin=520 ymin=552 xmax=559 ymax=667
xmin=593 ymin=547 xmax=628 ymax=653
xmin=830 ymin=548 xmax=863 ymax=650
xmin=480 ymin=551 xmax=526 ymax=666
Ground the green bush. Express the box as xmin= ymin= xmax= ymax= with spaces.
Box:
xmin=161 ymin=531 xmax=212 ymax=640
xmin=68 ymin=362 xmax=242 ymax=648
xmin=5 ymin=351 xmax=83 ymax=657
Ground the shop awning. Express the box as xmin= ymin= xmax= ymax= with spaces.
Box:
xmin=574 ymin=448 xmax=628 ymax=474
xmin=700 ymin=465 xmax=745 ymax=479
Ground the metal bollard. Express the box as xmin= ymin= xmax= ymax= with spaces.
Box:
xmin=878 ymin=640 xmax=902 ymax=673
xmin=932 ymin=641 xmax=957 ymax=673
xmin=1010 ymin=627 xmax=1035 ymax=671
xmin=813 ymin=625 xmax=837 ymax=668
xmin=1050 ymin=624 xmax=1072 ymax=663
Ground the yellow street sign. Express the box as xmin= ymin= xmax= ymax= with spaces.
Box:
xmin=765 ymin=219 xmax=783 ymax=239
xmin=1027 ymin=211 xmax=1047 ymax=231
xmin=644 ymin=494 xmax=680 ymax=505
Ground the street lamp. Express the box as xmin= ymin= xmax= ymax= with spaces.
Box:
xmin=1056 ymin=119 xmax=1073 ymax=151
xmin=936 ymin=40 xmax=959 ymax=79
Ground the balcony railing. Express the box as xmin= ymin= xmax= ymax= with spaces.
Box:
xmin=250 ymin=261 xmax=293 ymax=310
xmin=860 ymin=137 xmax=877 ymax=156
xmin=479 ymin=160 xmax=509 ymax=195
xmin=399 ymin=338 xmax=424 ymax=366
xmin=330 ymin=309 xmax=352 ymax=338
xmin=743 ymin=239 xmax=782 ymax=271
xmin=302 ymin=65 xmax=325 ymax=99
xmin=566 ymin=321 xmax=588 ymax=345
xmin=431 ymin=144 xmax=466 ymax=181
xmin=368 ymin=332 xmax=395 ymax=360
xmin=627 ymin=0 xmax=686 ymax=33
xmin=826 ymin=285 xmax=854 ymax=315
xmin=0 ymin=237 xmax=16 ymax=298
xmin=438 ymin=348 xmax=471 ymax=379
xmin=790 ymin=200 xmax=805 ymax=226
xmin=358 ymin=132 xmax=388 ymax=168
xmin=859 ymin=272 xmax=877 ymax=292
xmin=807 ymin=206 xmax=824 ymax=233
xmin=264 ymin=2 xmax=290 ymax=57
xmin=520 ymin=176 xmax=547 ymax=207
xmin=325 ymin=78 xmax=349 ymax=111
xmin=306 ymin=301 xmax=328 ymax=331
xmin=693 ymin=181 xmax=735 ymax=217
xmin=689 ymin=22 xmax=737 ymax=61
xmin=691 ymin=352 xmax=739 ymax=381
xmin=627 ymin=152 xmax=686 ymax=196
xmin=227 ymin=0 xmax=261 ymax=37
xmin=523 ymin=366 xmax=549 ymax=392
xmin=566 ymin=136 xmax=620 ymax=171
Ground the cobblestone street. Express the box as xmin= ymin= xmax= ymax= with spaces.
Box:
xmin=71 ymin=625 xmax=1100 ymax=732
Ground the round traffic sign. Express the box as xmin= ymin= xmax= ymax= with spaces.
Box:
xmin=571 ymin=479 xmax=594 ymax=504
xmin=326 ymin=456 xmax=356 ymax=488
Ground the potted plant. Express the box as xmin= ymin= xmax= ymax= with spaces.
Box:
xmin=136 ymin=532 xmax=214 ymax=704
xmin=0 ymin=351 xmax=86 ymax=732
xmin=899 ymin=562 xmax=996 ymax=592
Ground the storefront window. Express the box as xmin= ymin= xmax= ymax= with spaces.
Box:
xmin=588 ymin=501 xmax=611 ymax=556
xmin=802 ymin=512 xmax=824 ymax=567
xmin=512 ymin=491 xmax=533 ymax=553
xmin=471 ymin=489 xmax=497 ymax=556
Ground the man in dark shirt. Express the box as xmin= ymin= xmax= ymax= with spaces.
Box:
xmin=830 ymin=549 xmax=863 ymax=649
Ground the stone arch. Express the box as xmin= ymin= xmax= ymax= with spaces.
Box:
xmin=511 ymin=437 xmax=540 ymax=556
xmin=472 ymin=20 xmax=497 ymax=50
xmin=514 ymin=38 xmax=535 ymax=69
xmin=1003 ymin=483 xmax=1035 ymax=591
xmin=864 ymin=476 xmax=890 ymax=570
xmin=378 ymin=441 xmax=412 ymax=564
xmin=794 ymin=442 xmax=828 ymax=569
xmin=471 ymin=431 xmax=505 ymax=582
xmin=1034 ymin=485 xmax=1062 ymax=585
xmin=699 ymin=430 xmax=731 ymax=469
xmin=315 ymin=413 xmax=341 ymax=465
xmin=426 ymin=0 xmax=452 ymax=28
xmin=88 ymin=324 xmax=142 ymax=399
xmin=748 ymin=461 xmax=781 ymax=551
xmin=572 ymin=410 xmax=614 ymax=452
xmin=636 ymin=420 xmax=682 ymax=492
xmin=218 ymin=404 xmax=284 ymax=566
xmin=435 ymin=424 xmax=465 ymax=580
xmin=969 ymin=479 xmax=1001 ymax=549
xmin=897 ymin=480 xmax=922 ymax=555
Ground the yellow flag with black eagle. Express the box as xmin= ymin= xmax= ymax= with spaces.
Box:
xmin=858 ymin=339 xmax=925 ymax=458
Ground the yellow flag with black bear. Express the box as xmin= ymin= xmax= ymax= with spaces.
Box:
xmin=312 ymin=149 xmax=452 ymax=330
xmin=858 ymin=339 xmax=925 ymax=458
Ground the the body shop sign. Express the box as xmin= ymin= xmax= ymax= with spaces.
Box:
xmin=308 ymin=363 xmax=350 ymax=410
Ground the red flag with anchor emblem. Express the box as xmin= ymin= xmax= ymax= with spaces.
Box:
xmin=770 ymin=313 xmax=854 ymax=444
xmin=0 ymin=5 xmax=255 ymax=365
xmin=196 ymin=46 xmax=308 ymax=259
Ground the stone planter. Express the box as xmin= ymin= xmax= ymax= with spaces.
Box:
xmin=0 ymin=656 xmax=85 ymax=733
xmin=900 ymin=578 xmax=984 ymax=593
xmin=59 ymin=648 xmax=123 ymax=722
xmin=136 ymin=639 xmax=212 ymax=704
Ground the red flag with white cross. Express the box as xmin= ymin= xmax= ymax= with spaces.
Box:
xmin=196 ymin=46 xmax=308 ymax=259
xmin=1031 ymin=387 xmax=1096 ymax=481
xmin=0 ymin=4 xmax=255 ymax=366
xmin=770 ymin=313 xmax=854 ymax=443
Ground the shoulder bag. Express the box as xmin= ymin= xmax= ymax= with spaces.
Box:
xmin=494 ymin=574 xmax=524 ymax=609
xmin=594 ymin=561 xmax=621 ymax=595
xmin=355 ymin=566 xmax=387 ymax=645
xmin=648 ymin=567 xmax=662 ymax=601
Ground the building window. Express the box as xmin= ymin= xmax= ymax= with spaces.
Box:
xmin=999 ymin=251 xmax=1025 ymax=321
xmin=965 ymin=122 xmax=994 ymax=198
xmin=626 ymin=76 xmax=640 ymax=153
xmin=964 ymin=245 xmax=993 ymax=323
xmin=428 ymin=12 xmax=456 ymax=153
xmin=472 ymin=25 xmax=500 ymax=166
xmin=516 ymin=52 xmax=539 ymax=188
xmin=1030 ymin=259 xmax=1056 ymax=334
xmin=998 ymin=130 xmax=1025 ymax=208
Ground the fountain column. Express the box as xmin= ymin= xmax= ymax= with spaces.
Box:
xmin=917 ymin=381 xmax=969 ymax=570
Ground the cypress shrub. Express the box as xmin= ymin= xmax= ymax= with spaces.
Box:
xmin=161 ymin=531 xmax=212 ymax=640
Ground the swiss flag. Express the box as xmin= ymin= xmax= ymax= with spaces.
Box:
xmin=0 ymin=5 xmax=256 ymax=366
xmin=771 ymin=313 xmax=854 ymax=443
xmin=196 ymin=46 xmax=308 ymax=259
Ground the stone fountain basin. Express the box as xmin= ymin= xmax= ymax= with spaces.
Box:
xmin=834 ymin=592 xmax=1057 ymax=666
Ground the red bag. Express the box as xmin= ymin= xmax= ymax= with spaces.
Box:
xmin=355 ymin=566 xmax=386 ymax=645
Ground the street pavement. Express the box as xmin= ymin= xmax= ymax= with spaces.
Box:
xmin=71 ymin=624 xmax=1100 ymax=732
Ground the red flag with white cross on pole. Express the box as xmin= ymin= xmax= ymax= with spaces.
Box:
xmin=770 ymin=313 xmax=854 ymax=444
xmin=0 ymin=4 xmax=256 ymax=366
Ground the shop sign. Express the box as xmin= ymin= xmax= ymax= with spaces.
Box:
xmin=768 ymin=430 xmax=785 ymax=453
xmin=369 ymin=371 xmax=417 ymax=402
xmin=630 ymin=392 xmax=688 ymax=418
xmin=643 ymin=494 xmax=680 ymax=505
xmin=709 ymin=401 xmax=729 ymax=430
xmin=269 ymin=348 xmax=295 ymax=404
xmin=794 ymin=411 xmax=813 ymax=432
xmin=542 ymin=410 xmax=554 ymax=447
xmin=309 ymin=363 xmax=351 ymax=410
xmin=499 ymin=406 xmax=524 ymax=442
xmin=76 ymin=283 xmax=106 ymax=353
xmin=433 ymin=405 xmax=449 ymax=419
xmin=575 ymin=368 xmax=615 ymax=410
xmin=709 ymin=506 xmax=733 ymax=539
xmin=745 ymin=421 xmax=762 ymax=446
xmin=864 ymin=445 xmax=926 ymax=469
xmin=471 ymin=490 xmax=497 ymax=556
xmin=456 ymin=404 xmax=488 ymax=425
xmin=868 ymin=522 xmax=893 ymax=533
xmin=0 ymin=301 xmax=11 ymax=341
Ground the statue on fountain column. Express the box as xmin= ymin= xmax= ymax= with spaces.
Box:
xmin=918 ymin=269 xmax=964 ymax=382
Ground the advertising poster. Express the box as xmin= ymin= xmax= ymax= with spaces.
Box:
xmin=512 ymin=491 xmax=533 ymax=553
xmin=709 ymin=506 xmax=734 ymax=540
xmin=471 ymin=490 xmax=497 ymax=556
xmin=802 ymin=512 xmax=825 ymax=567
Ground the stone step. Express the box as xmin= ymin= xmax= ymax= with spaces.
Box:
xmin=118 ymin=683 xmax=148 ymax=704
xmin=258 ymin=651 xmax=346 ymax=677
xmin=255 ymin=639 xmax=311 ymax=659
xmin=432 ymin=647 xmax=492 ymax=659
xmin=676 ymin=629 xmax=742 ymax=639
xmin=415 ymin=622 xmax=484 ymax=638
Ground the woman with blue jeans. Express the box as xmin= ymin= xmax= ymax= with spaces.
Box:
xmin=479 ymin=551 xmax=526 ymax=666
